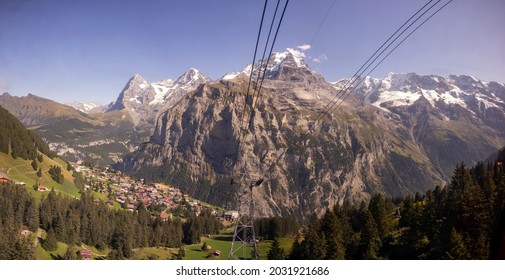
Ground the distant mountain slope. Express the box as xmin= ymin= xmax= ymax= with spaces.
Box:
xmin=0 ymin=105 xmax=80 ymax=198
xmin=0 ymin=93 xmax=143 ymax=165
xmin=338 ymin=73 xmax=505 ymax=177
xmin=67 ymin=101 xmax=106 ymax=114
xmin=0 ymin=105 xmax=52 ymax=160
xmin=0 ymin=93 xmax=103 ymax=127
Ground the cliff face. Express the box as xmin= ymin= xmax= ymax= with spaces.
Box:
xmin=119 ymin=54 xmax=442 ymax=219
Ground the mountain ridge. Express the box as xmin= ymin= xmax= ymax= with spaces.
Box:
xmin=105 ymin=69 xmax=211 ymax=127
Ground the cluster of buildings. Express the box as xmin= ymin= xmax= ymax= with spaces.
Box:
xmin=75 ymin=164 xmax=219 ymax=219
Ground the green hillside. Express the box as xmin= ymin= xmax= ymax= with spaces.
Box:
xmin=0 ymin=152 xmax=80 ymax=200
xmin=0 ymin=104 xmax=80 ymax=200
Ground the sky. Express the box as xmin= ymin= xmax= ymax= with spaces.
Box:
xmin=0 ymin=0 xmax=504 ymax=104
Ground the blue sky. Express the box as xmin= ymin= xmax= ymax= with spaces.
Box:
xmin=1 ymin=0 xmax=504 ymax=104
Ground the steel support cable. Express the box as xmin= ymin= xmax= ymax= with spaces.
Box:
xmin=234 ymin=0 xmax=269 ymax=165
xmin=238 ymin=0 xmax=269 ymax=139
xmin=240 ymin=0 xmax=281 ymax=136
xmin=312 ymin=0 xmax=437 ymax=124
xmin=318 ymin=0 xmax=443 ymax=122
xmin=250 ymin=0 xmax=290 ymax=113
xmin=309 ymin=0 xmax=337 ymax=46
xmin=327 ymin=0 xmax=454 ymax=117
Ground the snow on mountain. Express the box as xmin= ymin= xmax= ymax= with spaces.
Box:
xmin=67 ymin=101 xmax=104 ymax=113
xmin=335 ymin=73 xmax=505 ymax=114
xmin=220 ymin=48 xmax=315 ymax=81
xmin=106 ymin=69 xmax=210 ymax=126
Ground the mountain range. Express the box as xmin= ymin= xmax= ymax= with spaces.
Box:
xmin=117 ymin=50 xmax=505 ymax=218
xmin=2 ymin=49 xmax=504 ymax=218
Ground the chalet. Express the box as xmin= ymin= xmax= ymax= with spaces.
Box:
xmin=78 ymin=249 xmax=92 ymax=260
xmin=15 ymin=181 xmax=27 ymax=187
xmin=212 ymin=250 xmax=221 ymax=256
xmin=20 ymin=230 xmax=30 ymax=236
xmin=224 ymin=211 xmax=239 ymax=221
xmin=0 ymin=172 xmax=11 ymax=184
xmin=37 ymin=186 xmax=48 ymax=192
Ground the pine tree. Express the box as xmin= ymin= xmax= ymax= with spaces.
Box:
xmin=444 ymin=228 xmax=470 ymax=260
xmin=42 ymin=228 xmax=58 ymax=251
xmin=267 ymin=238 xmax=286 ymax=260
xmin=36 ymin=168 xmax=42 ymax=178
xmin=31 ymin=159 xmax=37 ymax=171
xmin=320 ymin=208 xmax=345 ymax=259
xmin=201 ymin=241 xmax=209 ymax=251
xmin=360 ymin=210 xmax=382 ymax=259
xmin=24 ymin=199 xmax=39 ymax=232
xmin=288 ymin=233 xmax=302 ymax=260
xmin=63 ymin=245 xmax=77 ymax=260
xmin=300 ymin=215 xmax=326 ymax=259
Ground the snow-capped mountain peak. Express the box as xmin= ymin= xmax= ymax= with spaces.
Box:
xmin=176 ymin=68 xmax=209 ymax=85
xmin=129 ymin=74 xmax=148 ymax=85
xmin=106 ymin=69 xmax=211 ymax=126
xmin=221 ymin=48 xmax=314 ymax=81
xmin=337 ymin=72 xmax=505 ymax=116
xmin=67 ymin=101 xmax=104 ymax=113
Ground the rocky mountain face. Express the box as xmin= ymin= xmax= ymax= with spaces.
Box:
xmin=336 ymin=73 xmax=505 ymax=177
xmin=106 ymin=68 xmax=210 ymax=128
xmin=118 ymin=51 xmax=466 ymax=219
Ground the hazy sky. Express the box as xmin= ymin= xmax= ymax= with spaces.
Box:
xmin=1 ymin=0 xmax=504 ymax=104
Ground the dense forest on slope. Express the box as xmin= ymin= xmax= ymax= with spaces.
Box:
xmin=286 ymin=148 xmax=505 ymax=260
xmin=0 ymin=105 xmax=53 ymax=160
xmin=0 ymin=185 xmax=222 ymax=260
xmin=0 ymin=184 xmax=38 ymax=259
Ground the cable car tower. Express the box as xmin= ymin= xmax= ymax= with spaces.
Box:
xmin=228 ymin=169 xmax=264 ymax=260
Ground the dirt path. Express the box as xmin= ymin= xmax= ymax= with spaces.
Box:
xmin=7 ymin=162 xmax=30 ymax=174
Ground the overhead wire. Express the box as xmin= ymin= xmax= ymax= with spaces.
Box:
xmin=309 ymin=0 xmax=337 ymax=46
xmin=233 ymin=0 xmax=269 ymax=169
xmin=238 ymin=0 xmax=269 ymax=138
xmin=233 ymin=0 xmax=290 ymax=176
xmin=326 ymin=0 xmax=454 ymax=117
xmin=250 ymin=0 xmax=290 ymax=112
xmin=312 ymin=0 xmax=438 ymax=124
xmin=252 ymin=0 xmax=282 ymax=101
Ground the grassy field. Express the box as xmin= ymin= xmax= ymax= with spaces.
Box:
xmin=131 ymin=247 xmax=178 ymax=260
xmin=0 ymin=152 xmax=80 ymax=201
xmin=33 ymin=228 xmax=109 ymax=260
xmin=257 ymin=237 xmax=294 ymax=259
xmin=35 ymin=241 xmax=69 ymax=260
xmin=183 ymin=229 xmax=294 ymax=260
xmin=184 ymin=231 xmax=237 ymax=260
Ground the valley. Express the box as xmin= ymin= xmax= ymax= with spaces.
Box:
xmin=1 ymin=41 xmax=505 ymax=262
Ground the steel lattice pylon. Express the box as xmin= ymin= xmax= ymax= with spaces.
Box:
xmin=228 ymin=174 xmax=263 ymax=260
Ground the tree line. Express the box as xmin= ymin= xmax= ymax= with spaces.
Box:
xmin=283 ymin=149 xmax=505 ymax=260
xmin=0 ymin=183 xmax=38 ymax=259
xmin=0 ymin=105 xmax=53 ymax=160
xmin=0 ymin=183 xmax=222 ymax=259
